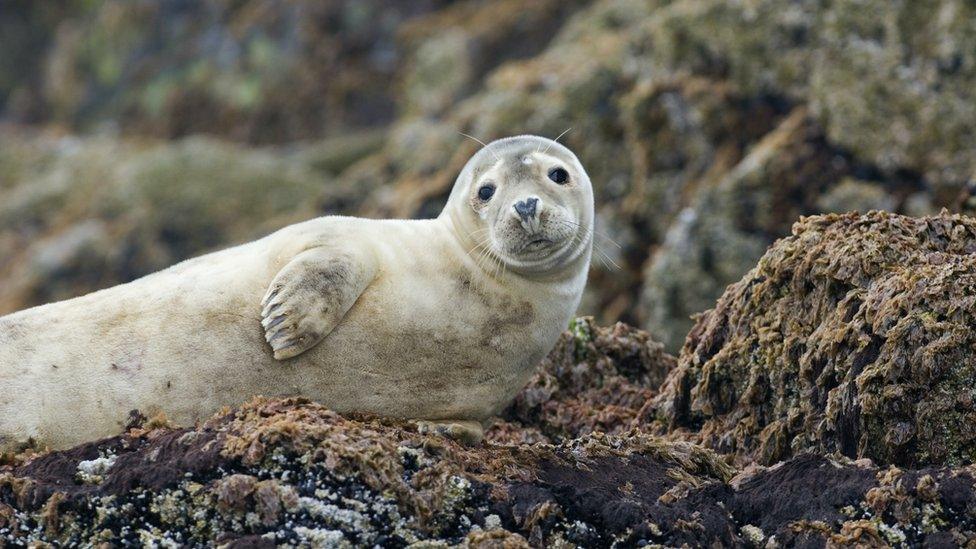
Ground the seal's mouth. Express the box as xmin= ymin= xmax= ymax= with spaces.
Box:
xmin=518 ymin=235 xmax=555 ymax=253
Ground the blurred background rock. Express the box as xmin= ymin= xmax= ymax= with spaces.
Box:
xmin=1 ymin=0 xmax=974 ymax=351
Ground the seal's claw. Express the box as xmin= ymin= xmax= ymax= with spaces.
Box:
xmin=271 ymin=343 xmax=304 ymax=361
xmin=416 ymin=420 xmax=484 ymax=445
xmin=261 ymin=313 xmax=287 ymax=331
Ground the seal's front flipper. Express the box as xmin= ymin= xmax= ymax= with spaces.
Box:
xmin=261 ymin=247 xmax=376 ymax=360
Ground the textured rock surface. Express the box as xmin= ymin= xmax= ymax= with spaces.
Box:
xmin=0 ymin=0 xmax=582 ymax=143
xmin=4 ymin=350 xmax=976 ymax=546
xmin=1 ymin=397 xmax=739 ymax=547
xmin=497 ymin=317 xmax=676 ymax=444
xmin=655 ymin=211 xmax=976 ymax=468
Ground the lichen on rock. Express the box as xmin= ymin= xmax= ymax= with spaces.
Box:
xmin=655 ymin=211 xmax=976 ymax=468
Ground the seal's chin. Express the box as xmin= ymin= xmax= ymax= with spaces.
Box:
xmin=492 ymin=228 xmax=585 ymax=273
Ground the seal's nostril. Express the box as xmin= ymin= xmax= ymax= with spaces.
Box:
xmin=514 ymin=197 xmax=538 ymax=221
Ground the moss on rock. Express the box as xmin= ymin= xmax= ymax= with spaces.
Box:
xmin=655 ymin=211 xmax=976 ymax=468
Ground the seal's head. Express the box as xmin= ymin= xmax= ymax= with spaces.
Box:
xmin=443 ymin=135 xmax=594 ymax=275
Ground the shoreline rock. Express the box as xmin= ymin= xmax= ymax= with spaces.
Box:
xmin=4 ymin=396 xmax=975 ymax=547
xmin=655 ymin=211 xmax=976 ymax=468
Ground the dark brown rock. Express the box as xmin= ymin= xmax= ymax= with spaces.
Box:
xmin=4 ymin=394 xmax=976 ymax=547
xmin=655 ymin=211 xmax=976 ymax=468
xmin=497 ymin=316 xmax=676 ymax=443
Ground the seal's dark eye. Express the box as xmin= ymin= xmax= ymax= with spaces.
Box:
xmin=548 ymin=167 xmax=569 ymax=184
xmin=477 ymin=184 xmax=495 ymax=201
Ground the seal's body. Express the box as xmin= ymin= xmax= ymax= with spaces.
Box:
xmin=0 ymin=136 xmax=593 ymax=451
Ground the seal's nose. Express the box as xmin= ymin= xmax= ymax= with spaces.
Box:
xmin=514 ymin=197 xmax=538 ymax=221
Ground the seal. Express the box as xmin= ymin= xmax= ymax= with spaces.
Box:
xmin=0 ymin=135 xmax=593 ymax=451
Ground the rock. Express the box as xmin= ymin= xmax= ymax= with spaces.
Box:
xmin=728 ymin=454 xmax=976 ymax=547
xmin=0 ymin=396 xmax=736 ymax=547
xmin=397 ymin=0 xmax=588 ymax=118
xmin=638 ymin=109 xmax=906 ymax=351
xmin=643 ymin=0 xmax=976 ymax=192
xmin=6 ymin=1 xmax=450 ymax=142
xmin=497 ymin=316 xmax=677 ymax=443
xmin=654 ymin=211 xmax=976 ymax=467
xmin=2 ymin=0 xmax=580 ymax=144
xmin=4 ymin=397 xmax=976 ymax=545
xmin=815 ymin=178 xmax=898 ymax=215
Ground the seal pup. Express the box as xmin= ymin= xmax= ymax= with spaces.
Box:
xmin=0 ymin=135 xmax=593 ymax=451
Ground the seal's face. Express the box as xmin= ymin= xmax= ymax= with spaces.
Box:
xmin=445 ymin=135 xmax=594 ymax=275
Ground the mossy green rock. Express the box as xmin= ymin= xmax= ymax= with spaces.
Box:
xmin=657 ymin=211 xmax=976 ymax=467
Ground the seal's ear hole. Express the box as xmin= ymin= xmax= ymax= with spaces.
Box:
xmin=548 ymin=167 xmax=569 ymax=184
xmin=477 ymin=184 xmax=496 ymax=201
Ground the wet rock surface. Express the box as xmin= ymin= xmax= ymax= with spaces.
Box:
xmin=656 ymin=211 xmax=976 ymax=469
xmin=496 ymin=317 xmax=676 ymax=444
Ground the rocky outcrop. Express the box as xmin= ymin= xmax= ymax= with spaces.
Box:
xmin=656 ymin=211 xmax=976 ymax=468
xmin=497 ymin=317 xmax=676 ymax=444
xmin=0 ymin=0 xmax=583 ymax=143
xmin=0 ymin=397 xmax=740 ymax=547
xmin=5 ymin=375 xmax=976 ymax=546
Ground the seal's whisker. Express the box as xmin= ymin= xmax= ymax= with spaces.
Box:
xmin=459 ymin=131 xmax=500 ymax=162
xmin=557 ymin=222 xmax=619 ymax=271
xmin=596 ymin=248 xmax=621 ymax=270
xmin=567 ymin=230 xmax=612 ymax=270
xmin=542 ymin=127 xmax=573 ymax=154
xmin=471 ymin=240 xmax=497 ymax=274
xmin=466 ymin=240 xmax=490 ymax=259
xmin=554 ymin=219 xmax=621 ymax=249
